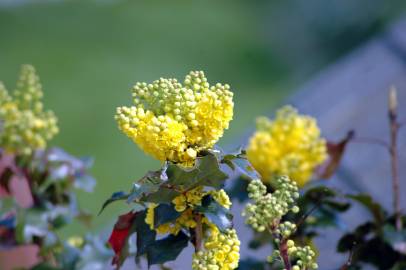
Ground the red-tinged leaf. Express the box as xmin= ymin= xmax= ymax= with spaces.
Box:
xmin=108 ymin=211 xmax=136 ymax=267
xmin=317 ymin=130 xmax=355 ymax=179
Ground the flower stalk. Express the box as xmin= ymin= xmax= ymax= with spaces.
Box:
xmin=388 ymin=87 xmax=402 ymax=231
xmin=193 ymin=213 xmax=203 ymax=252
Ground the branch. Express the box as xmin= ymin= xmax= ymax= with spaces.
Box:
xmin=268 ymin=223 xmax=291 ymax=270
xmin=193 ymin=213 xmax=203 ymax=252
xmin=295 ymin=201 xmax=322 ymax=229
xmin=279 ymin=239 xmax=291 ymax=270
xmin=388 ymin=87 xmax=402 ymax=231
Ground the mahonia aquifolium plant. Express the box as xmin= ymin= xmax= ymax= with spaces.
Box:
xmin=115 ymin=70 xmax=233 ymax=166
xmin=0 ymin=65 xmax=58 ymax=155
xmin=243 ymin=177 xmax=318 ymax=270
xmin=247 ymin=106 xmax=327 ymax=187
xmin=104 ymin=71 xmax=245 ymax=270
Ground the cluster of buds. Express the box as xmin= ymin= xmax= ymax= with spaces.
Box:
xmin=115 ymin=71 xmax=233 ymax=165
xmin=145 ymin=187 xmax=232 ymax=235
xmin=192 ymin=227 xmax=240 ymax=270
xmin=286 ymin=240 xmax=318 ymax=270
xmin=247 ymin=106 xmax=327 ymax=186
xmin=243 ymin=176 xmax=299 ymax=232
xmin=0 ymin=65 xmax=58 ymax=155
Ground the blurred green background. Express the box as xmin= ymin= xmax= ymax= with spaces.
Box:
xmin=0 ymin=0 xmax=405 ymax=236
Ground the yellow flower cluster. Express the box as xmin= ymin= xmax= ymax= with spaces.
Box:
xmin=115 ymin=71 xmax=234 ymax=165
xmin=247 ymin=106 xmax=327 ymax=187
xmin=145 ymin=187 xmax=231 ymax=235
xmin=0 ymin=65 xmax=58 ymax=155
xmin=192 ymin=227 xmax=240 ymax=270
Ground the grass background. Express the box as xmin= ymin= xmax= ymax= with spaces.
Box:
xmin=0 ymin=0 xmax=404 ymax=236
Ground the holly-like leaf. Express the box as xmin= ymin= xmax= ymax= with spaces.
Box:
xmin=108 ymin=211 xmax=136 ymax=267
xmin=135 ymin=210 xmax=156 ymax=257
xmin=238 ymin=258 xmax=267 ymax=270
xmin=324 ymin=200 xmax=351 ymax=212
xmin=337 ymin=222 xmax=375 ymax=252
xmin=99 ymin=191 xmax=129 ymax=215
xmin=153 ymin=203 xmax=181 ymax=228
xmin=347 ymin=194 xmax=386 ymax=225
xmin=195 ymin=195 xmax=233 ymax=232
xmin=221 ymin=148 xmax=260 ymax=180
xmin=383 ymin=224 xmax=406 ymax=255
xmin=166 ymin=152 xmax=228 ymax=189
xmin=303 ymin=186 xmax=337 ymax=200
xmin=135 ymin=210 xmax=156 ymax=256
xmin=143 ymin=188 xmax=180 ymax=204
xmin=317 ymin=131 xmax=354 ymax=179
xmin=146 ymin=231 xmax=189 ymax=266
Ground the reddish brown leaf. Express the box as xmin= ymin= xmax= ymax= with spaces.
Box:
xmin=108 ymin=211 xmax=137 ymax=267
xmin=317 ymin=131 xmax=355 ymax=179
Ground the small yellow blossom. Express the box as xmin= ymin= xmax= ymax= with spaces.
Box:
xmin=145 ymin=187 xmax=231 ymax=235
xmin=0 ymin=65 xmax=58 ymax=155
xmin=247 ymin=106 xmax=327 ymax=187
xmin=192 ymin=227 xmax=240 ymax=270
xmin=115 ymin=71 xmax=234 ymax=165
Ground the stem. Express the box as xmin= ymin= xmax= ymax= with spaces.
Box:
xmin=279 ymin=238 xmax=292 ymax=270
xmin=388 ymin=87 xmax=402 ymax=231
xmin=193 ymin=214 xmax=203 ymax=252
xmin=268 ymin=224 xmax=291 ymax=270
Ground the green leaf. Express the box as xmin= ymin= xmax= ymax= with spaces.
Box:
xmin=324 ymin=200 xmax=351 ymax=212
xmin=153 ymin=203 xmax=181 ymax=228
xmin=167 ymin=152 xmax=228 ymax=189
xmin=303 ymin=186 xmax=337 ymax=200
xmin=347 ymin=194 xmax=386 ymax=224
xmin=221 ymin=149 xmax=260 ymax=180
xmin=127 ymin=169 xmax=165 ymax=203
xmin=383 ymin=224 xmax=406 ymax=255
xmin=143 ymin=188 xmax=180 ymax=204
xmin=195 ymin=195 xmax=233 ymax=232
xmin=238 ymin=258 xmax=267 ymax=270
xmin=146 ymin=231 xmax=189 ymax=266
xmin=98 ymin=191 xmax=129 ymax=215
xmin=135 ymin=210 xmax=156 ymax=256
xmin=337 ymin=222 xmax=374 ymax=252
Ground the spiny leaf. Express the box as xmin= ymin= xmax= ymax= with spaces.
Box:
xmin=167 ymin=152 xmax=228 ymax=189
xmin=146 ymin=231 xmax=189 ymax=266
xmin=195 ymin=195 xmax=233 ymax=232
xmin=153 ymin=203 xmax=181 ymax=228
xmin=347 ymin=193 xmax=386 ymax=224
xmin=135 ymin=210 xmax=156 ymax=256
xmin=108 ymin=211 xmax=137 ymax=268
xmin=98 ymin=191 xmax=129 ymax=215
xmin=221 ymin=148 xmax=260 ymax=180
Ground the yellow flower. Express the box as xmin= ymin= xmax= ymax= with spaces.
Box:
xmin=192 ymin=227 xmax=240 ymax=270
xmin=0 ymin=65 xmax=58 ymax=155
xmin=145 ymin=187 xmax=232 ymax=235
xmin=115 ymin=71 xmax=234 ymax=165
xmin=247 ymin=106 xmax=327 ymax=187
